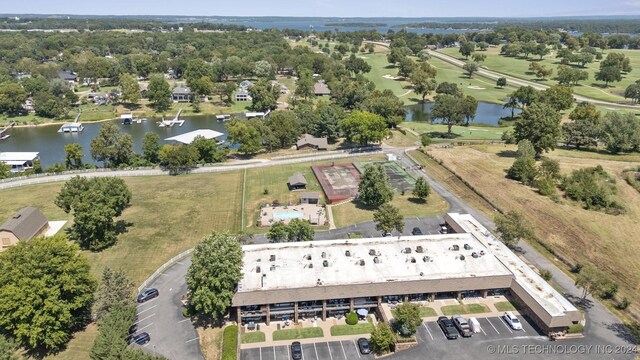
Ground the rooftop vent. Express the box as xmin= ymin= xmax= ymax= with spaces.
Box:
xmin=270 ymin=254 xmax=276 ymax=262
xmin=306 ymin=254 xmax=312 ymax=260
xmin=359 ymin=260 xmax=365 ymax=266
xmin=345 ymin=250 xmax=351 ymax=257
xmin=321 ymin=252 xmax=327 ymax=258
xmin=460 ymin=255 xmax=466 ymax=261
xmin=308 ymin=263 xmax=313 ymax=268
xmin=373 ymin=257 xmax=380 ymax=264
xmin=322 ymin=260 xmax=328 ymax=267
xmin=416 ymin=246 xmax=424 ymax=253
xmin=451 ymin=245 xmax=460 ymax=251
xmin=480 ymin=250 xmax=485 ymax=256
xmin=369 ymin=249 xmax=376 ymax=256
xmin=472 ymin=252 xmax=479 ymax=258
xmin=464 ymin=244 xmax=472 ymax=250
xmin=316 ymin=279 xmax=323 ymax=286
xmin=419 ymin=272 xmax=424 ymax=276
xmin=423 ymin=256 xmax=432 ymax=262
xmin=404 ymin=247 xmax=412 ymax=254
xmin=256 ymin=266 xmax=261 ymax=273
xmin=410 ymin=257 xmax=416 ymax=263
xmin=270 ymin=265 xmax=276 ymax=271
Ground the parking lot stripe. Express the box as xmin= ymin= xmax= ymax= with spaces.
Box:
xmin=499 ymin=317 xmax=513 ymax=333
xmin=300 ymin=346 xmax=305 ymax=360
xmin=260 ymin=346 xmax=263 ymax=360
xmin=177 ymin=318 xmax=190 ymax=323
xmin=137 ymin=303 xmax=158 ymax=313
xmin=185 ymin=337 xmax=199 ymax=343
xmin=352 ymin=340 xmax=361 ymax=358
xmin=313 ymin=343 xmax=319 ymax=360
xmin=484 ymin=318 xmax=500 ymax=335
xmin=135 ymin=313 xmax=156 ymax=325
xmin=136 ymin=322 xmax=154 ymax=332
xmin=423 ymin=323 xmax=433 ymax=340
xmin=327 ymin=343 xmax=334 ymax=360
xmin=480 ymin=325 xmax=487 ymax=336
xmin=273 ymin=346 xmax=276 ymax=360
xmin=340 ymin=341 xmax=347 ymax=359
xmin=287 ymin=345 xmax=290 ymax=359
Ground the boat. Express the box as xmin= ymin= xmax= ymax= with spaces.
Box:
xmin=0 ymin=134 xmax=9 ymax=140
xmin=216 ymin=114 xmax=231 ymax=121
xmin=158 ymin=110 xmax=185 ymax=127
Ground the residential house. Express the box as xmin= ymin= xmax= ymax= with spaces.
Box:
xmin=0 ymin=152 xmax=40 ymax=173
xmin=235 ymin=88 xmax=252 ymax=102
xmin=0 ymin=207 xmax=48 ymax=251
xmin=300 ymin=192 xmax=320 ymax=205
xmin=172 ymin=86 xmax=192 ymax=102
xmin=296 ymin=134 xmax=328 ymax=151
xmin=239 ymin=80 xmax=253 ymax=90
xmin=313 ymin=80 xmax=331 ymax=96
xmin=58 ymin=70 xmax=77 ymax=82
xmin=288 ymin=173 xmax=308 ymax=190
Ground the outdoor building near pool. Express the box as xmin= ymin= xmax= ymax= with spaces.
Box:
xmin=300 ymin=192 xmax=320 ymax=205
xmin=287 ymin=173 xmax=307 ymax=190
xmin=232 ymin=213 xmax=581 ymax=335
xmin=0 ymin=152 xmax=40 ymax=173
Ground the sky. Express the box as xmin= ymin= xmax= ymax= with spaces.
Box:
xmin=3 ymin=0 xmax=640 ymax=17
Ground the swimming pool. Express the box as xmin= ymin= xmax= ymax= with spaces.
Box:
xmin=273 ymin=211 xmax=304 ymax=220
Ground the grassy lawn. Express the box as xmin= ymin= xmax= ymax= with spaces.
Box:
xmin=494 ymin=301 xmax=517 ymax=312
xmin=440 ymin=304 xmax=491 ymax=316
xmin=383 ymin=129 xmax=420 ymax=147
xmin=244 ymin=155 xmax=385 ymax=231
xmin=330 ymin=322 xmax=374 ymax=336
xmin=45 ymin=323 xmax=98 ymax=360
xmin=361 ymin=53 xmax=415 ymax=104
xmin=419 ymin=306 xmax=437 ymax=317
xmin=331 ymin=191 xmax=449 ymax=229
xmin=222 ymin=325 xmax=238 ymax=360
xmin=427 ymin=143 xmax=640 ymax=317
xmin=241 ymin=331 xmax=266 ymax=344
xmin=272 ymin=327 xmax=324 ymax=341
xmin=439 ymin=47 xmax=640 ymax=103
xmin=0 ymin=171 xmax=244 ymax=284
xmin=401 ymin=121 xmax=508 ymax=141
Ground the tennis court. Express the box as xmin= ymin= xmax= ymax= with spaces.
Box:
xmin=311 ymin=164 xmax=361 ymax=203
xmin=354 ymin=161 xmax=416 ymax=192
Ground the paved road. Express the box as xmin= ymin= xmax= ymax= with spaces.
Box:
xmin=427 ymin=50 xmax=640 ymax=110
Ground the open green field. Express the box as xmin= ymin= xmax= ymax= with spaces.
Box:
xmin=401 ymin=121 xmax=508 ymax=140
xmin=439 ymin=47 xmax=640 ymax=103
xmin=440 ymin=304 xmax=491 ymax=316
xmin=272 ymin=327 xmax=324 ymax=341
xmin=360 ymin=53 xmax=415 ymax=104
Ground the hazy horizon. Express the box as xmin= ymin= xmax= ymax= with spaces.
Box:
xmin=3 ymin=0 xmax=640 ymax=18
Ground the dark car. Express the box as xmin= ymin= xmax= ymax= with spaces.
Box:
xmin=411 ymin=227 xmax=423 ymax=235
xmin=357 ymin=337 xmax=371 ymax=354
xmin=137 ymin=288 xmax=159 ymax=303
xmin=129 ymin=332 xmax=150 ymax=345
xmin=128 ymin=323 xmax=138 ymax=335
xmin=291 ymin=341 xmax=302 ymax=360
xmin=437 ymin=316 xmax=459 ymax=340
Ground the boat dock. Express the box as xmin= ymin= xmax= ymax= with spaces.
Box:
xmin=216 ymin=114 xmax=231 ymax=121
xmin=159 ymin=109 xmax=185 ymax=127
xmin=58 ymin=112 xmax=84 ymax=133
xmin=0 ymin=122 xmax=16 ymax=140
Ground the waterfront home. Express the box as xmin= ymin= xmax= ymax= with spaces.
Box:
xmin=172 ymin=86 xmax=192 ymax=102
xmin=0 ymin=152 xmax=40 ymax=173
xmin=235 ymin=88 xmax=252 ymax=102
xmin=0 ymin=207 xmax=49 ymax=252
xmin=239 ymin=80 xmax=253 ymax=90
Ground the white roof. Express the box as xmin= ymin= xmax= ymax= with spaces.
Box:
xmin=0 ymin=152 xmax=39 ymax=162
xmin=121 ymin=114 xmax=133 ymax=119
xmin=164 ymin=129 xmax=224 ymax=144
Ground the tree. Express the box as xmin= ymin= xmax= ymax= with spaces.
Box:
xmin=562 ymin=102 xmax=602 ymax=149
xmin=0 ymin=235 xmax=96 ymax=354
xmin=142 ymin=132 xmax=161 ymax=164
xmin=496 ymin=77 xmax=507 ymax=88
xmin=295 ymin=70 xmax=315 ymax=101
xmin=412 ymin=177 xmax=431 ymax=201
xmin=192 ymin=135 xmax=228 ymax=163
xmin=55 ymin=177 xmax=132 ymax=251
xmin=494 ymin=211 xmax=534 ymax=248
xmin=534 ymin=44 xmax=550 ymax=59
xmin=119 ymin=73 xmax=140 ymax=104
xmin=248 ymin=80 xmax=279 ymax=112
xmin=575 ymin=265 xmax=612 ymax=300
xmin=507 ymin=140 xmax=539 ymax=185
xmin=557 ymin=66 xmax=589 ymax=86
xmin=361 ymin=89 xmax=406 ymax=128
xmin=432 ymin=94 xmax=466 ymax=135
xmin=267 ymin=222 xmax=289 ymax=243
xmin=0 ymin=336 xmax=19 ymax=360
xmin=253 ymin=60 xmax=273 ymax=79
xmin=227 ymin=119 xmax=263 ymax=155
xmin=514 ymin=103 xmax=562 ymax=157
xmin=265 ymin=111 xmax=301 ymax=149
xmin=540 ymin=85 xmax=573 ymax=111
xmin=369 ymin=323 xmax=395 ymax=355
xmin=435 ymin=82 xmax=462 ymax=96
xmin=0 ymin=81 xmax=28 ymax=114
xmin=187 ymin=232 xmax=243 ymax=319
xmin=459 ymin=42 xmax=475 ymax=59
xmin=472 ymin=53 xmax=486 ymax=63
xmin=374 ymin=203 xmax=404 ymax=235
xmin=340 ymin=110 xmax=388 ymax=146
xmin=462 ymin=61 xmax=479 ymax=78
xmin=397 ymin=57 xmax=415 ymax=78
xmin=90 ymin=123 xmax=133 ymax=167
xmin=158 ymin=144 xmax=199 ymax=174
xmin=600 ymin=111 xmax=640 ymax=153
xmin=477 ymin=41 xmax=489 ymax=51
xmin=314 ymin=102 xmax=343 ymax=142
xmin=90 ymin=304 xmax=136 ymax=360
xmin=93 ymin=268 xmax=134 ymax=320
xmin=359 ymin=164 xmax=394 ymax=208
xmin=624 ymin=81 xmax=640 ymax=104
xmin=344 ymin=54 xmax=372 ymax=75
xmin=392 ymin=302 xmax=422 ymax=336
xmin=462 ymin=95 xmax=478 ymax=125
xmin=64 ymin=143 xmax=84 ymax=169
xmin=601 ymin=52 xmax=632 ymax=73
xmin=410 ymin=62 xmax=437 ymax=100
xmin=147 ymin=74 xmax=172 ymax=111
xmin=286 ymin=218 xmax=315 ymax=242
xmin=595 ymin=65 xmax=622 ymax=86
xmin=509 ymin=86 xmax=538 ymax=109
xmin=188 ymin=76 xmax=214 ymax=97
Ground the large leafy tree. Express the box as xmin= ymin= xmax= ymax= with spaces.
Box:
xmin=90 ymin=123 xmax=134 ymax=168
xmin=624 ymin=81 xmax=640 ymax=104
xmin=562 ymin=103 xmax=602 ymax=149
xmin=191 ymin=135 xmax=228 ymax=164
xmin=314 ymin=102 xmax=343 ymax=142
xmin=227 ymin=119 xmax=263 ymax=155
xmin=540 ymin=85 xmax=574 ymax=112
xmin=265 ymin=110 xmax=301 ymax=149
xmin=0 ymin=235 xmax=96 ymax=354
xmin=431 ymin=94 xmax=466 ymax=135
xmin=600 ymin=111 xmax=640 ymax=153
xmin=119 ymin=73 xmax=140 ymax=105
xmin=392 ymin=302 xmax=422 ymax=336
xmin=340 ymin=110 xmax=388 ymax=146
xmin=369 ymin=323 xmax=395 ymax=355
xmin=147 ymin=74 xmax=172 ymax=111
xmin=374 ymin=203 xmax=404 ymax=235
xmin=187 ymin=232 xmax=243 ymax=319
xmin=507 ymin=140 xmax=538 ymax=185
xmin=142 ymin=132 xmax=161 ymax=164
xmin=459 ymin=42 xmax=475 ymax=58
xmin=462 ymin=61 xmax=479 ymax=78
xmin=248 ymin=80 xmax=279 ymax=112
xmin=494 ymin=211 xmax=534 ymax=248
xmin=410 ymin=62 xmax=437 ymax=100
xmin=93 ymin=268 xmax=134 ymax=321
xmin=158 ymin=144 xmax=199 ymax=174
xmin=55 ymin=176 xmax=132 ymax=251
xmin=0 ymin=336 xmax=19 ymax=360
xmin=412 ymin=177 xmax=431 ymax=201
xmin=360 ymin=89 xmax=406 ymax=128
xmin=358 ymin=164 xmax=394 ymax=207
xmin=90 ymin=304 xmax=136 ymax=360
xmin=0 ymin=81 xmax=28 ymax=114
xmin=64 ymin=143 xmax=84 ymax=170
xmin=514 ymin=103 xmax=562 ymax=157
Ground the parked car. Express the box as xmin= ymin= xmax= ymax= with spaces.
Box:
xmin=468 ymin=317 xmax=482 ymax=334
xmin=503 ymin=311 xmax=523 ymax=331
xmin=357 ymin=338 xmax=371 ymax=354
xmin=451 ymin=315 xmax=473 ymax=337
xmin=291 ymin=341 xmax=302 ymax=360
xmin=129 ymin=332 xmax=150 ymax=345
xmin=383 ymin=232 xmax=393 ymax=237
xmin=411 ymin=227 xmax=423 ymax=235
xmin=128 ymin=324 xmax=137 ymax=335
xmin=437 ymin=316 xmax=458 ymax=339
xmin=137 ymin=288 xmax=159 ymax=303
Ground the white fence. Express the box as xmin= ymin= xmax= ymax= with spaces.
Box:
xmin=137 ymin=248 xmax=194 ymax=293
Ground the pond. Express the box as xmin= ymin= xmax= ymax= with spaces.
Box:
xmin=405 ymin=101 xmax=521 ymax=126
xmin=0 ymin=115 xmax=230 ymax=168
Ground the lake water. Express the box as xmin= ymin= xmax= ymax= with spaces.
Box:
xmin=0 ymin=115 xmax=229 ymax=168
xmin=404 ymin=101 xmax=521 ymax=125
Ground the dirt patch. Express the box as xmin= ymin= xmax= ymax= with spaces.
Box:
xmin=197 ymin=325 xmax=224 ymax=360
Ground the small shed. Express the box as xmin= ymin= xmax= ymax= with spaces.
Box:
xmin=300 ymin=192 xmax=320 ymax=205
xmin=288 ymin=173 xmax=307 ymax=190
xmin=0 ymin=207 xmax=48 ymax=251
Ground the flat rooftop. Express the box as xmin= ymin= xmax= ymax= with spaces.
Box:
xmin=0 ymin=152 xmax=39 ymax=161
xmin=165 ymin=129 xmax=224 ymax=144
xmin=239 ymin=234 xmax=512 ymax=293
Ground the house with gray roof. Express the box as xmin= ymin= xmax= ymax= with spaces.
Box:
xmin=296 ymin=134 xmax=328 ymax=151
xmin=172 ymin=86 xmax=192 ymax=102
xmin=288 ymin=172 xmax=307 ymax=190
xmin=0 ymin=207 xmax=48 ymax=251
xmin=313 ymin=80 xmax=331 ymax=96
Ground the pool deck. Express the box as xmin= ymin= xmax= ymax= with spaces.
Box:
xmin=259 ymin=204 xmax=327 ymax=227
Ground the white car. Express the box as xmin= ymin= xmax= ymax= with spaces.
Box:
xmin=503 ymin=311 xmax=523 ymax=330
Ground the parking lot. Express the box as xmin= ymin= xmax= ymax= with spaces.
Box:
xmin=241 ymin=339 xmax=374 ymax=360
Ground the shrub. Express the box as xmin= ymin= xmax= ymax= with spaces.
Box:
xmin=540 ymin=269 xmax=553 ymax=281
xmin=345 ymin=312 xmax=358 ymax=325
xmin=536 ymin=176 xmax=556 ymax=196
xmin=567 ymin=324 xmax=584 ymax=334
xmin=222 ymin=325 xmax=238 ymax=360
xmin=501 ymin=130 xmax=515 ymax=144
xmin=572 ymin=263 xmax=583 ymax=273
xmin=560 ymin=165 xmax=623 ymax=212
xmin=398 ymin=128 xmax=407 ymax=135
xmin=420 ymin=133 xmax=432 ymax=146
xmin=617 ymin=297 xmax=631 ymax=310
